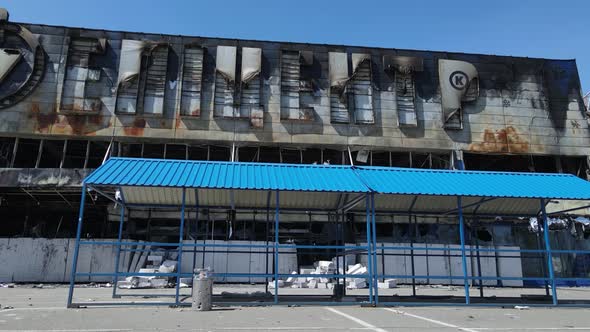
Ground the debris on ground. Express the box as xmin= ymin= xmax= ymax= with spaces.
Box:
xmin=514 ymin=305 xmax=530 ymax=310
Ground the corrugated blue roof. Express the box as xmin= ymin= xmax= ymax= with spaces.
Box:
xmin=84 ymin=158 xmax=367 ymax=193
xmin=354 ymin=166 xmax=590 ymax=200
xmin=85 ymin=158 xmax=590 ymax=200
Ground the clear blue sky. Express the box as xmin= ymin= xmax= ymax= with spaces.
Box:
xmin=4 ymin=0 xmax=590 ymax=92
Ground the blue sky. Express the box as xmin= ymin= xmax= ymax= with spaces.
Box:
xmin=4 ymin=0 xmax=590 ymax=92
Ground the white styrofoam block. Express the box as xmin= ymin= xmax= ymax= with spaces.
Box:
xmin=158 ymin=260 xmax=178 ymax=274
xmin=308 ymin=280 xmax=318 ymax=288
xmin=268 ymin=280 xmax=284 ymax=288
xmin=378 ymin=279 xmax=397 ymax=289
xmin=286 ymin=271 xmax=297 ymax=283
xmin=147 ymin=255 xmax=163 ymax=262
xmin=150 ymin=278 xmax=168 ymax=288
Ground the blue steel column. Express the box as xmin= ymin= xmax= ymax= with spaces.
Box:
xmin=175 ymin=188 xmax=187 ymax=305
xmin=111 ymin=204 xmax=125 ymax=298
xmin=370 ymin=193 xmax=379 ymax=304
xmin=67 ymin=184 xmax=87 ymax=307
xmin=192 ymin=189 xmax=199 ymax=277
xmin=457 ymin=196 xmax=470 ymax=304
xmin=540 ymin=198 xmax=558 ymax=305
xmin=274 ymin=190 xmax=280 ymax=304
xmin=365 ymin=194 xmax=373 ymax=304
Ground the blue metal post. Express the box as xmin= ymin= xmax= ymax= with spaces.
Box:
xmin=111 ymin=204 xmax=125 ymax=298
xmin=365 ymin=194 xmax=373 ymax=304
xmin=67 ymin=184 xmax=87 ymax=308
xmin=540 ymin=198 xmax=558 ymax=305
xmin=192 ymin=189 xmax=199 ymax=278
xmin=370 ymin=193 xmax=379 ymax=304
xmin=274 ymin=190 xmax=280 ymax=304
xmin=457 ymin=196 xmax=470 ymax=304
xmin=175 ymin=188 xmax=186 ymax=305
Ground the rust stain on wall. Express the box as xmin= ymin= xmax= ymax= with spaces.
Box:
xmin=28 ymin=104 xmax=57 ymax=134
xmin=469 ymin=126 xmax=529 ymax=153
xmin=123 ymin=118 xmax=146 ymax=136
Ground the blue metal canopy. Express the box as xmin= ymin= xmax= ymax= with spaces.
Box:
xmin=85 ymin=157 xmax=368 ymax=193
xmin=84 ymin=158 xmax=590 ymax=211
xmin=354 ymin=166 xmax=590 ymax=200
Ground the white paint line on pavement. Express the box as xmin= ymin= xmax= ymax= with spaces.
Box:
xmin=383 ymin=308 xmax=479 ymax=332
xmin=477 ymin=328 xmax=590 ymax=331
xmin=0 ymin=330 xmax=132 ymax=332
xmin=326 ymin=307 xmax=388 ymax=332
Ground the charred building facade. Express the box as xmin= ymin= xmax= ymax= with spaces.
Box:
xmin=1 ymin=8 xmax=590 ymax=288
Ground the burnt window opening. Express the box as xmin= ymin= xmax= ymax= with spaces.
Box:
xmin=411 ymin=152 xmax=432 ymax=169
xmin=0 ymin=137 xmax=15 ymax=167
xmin=86 ymin=141 xmax=109 ymax=168
xmin=280 ymin=50 xmax=315 ymax=122
xmin=237 ymin=146 xmax=259 ymax=162
xmin=142 ymin=143 xmax=165 ymax=159
xmin=280 ymin=148 xmax=302 ymax=164
xmin=39 ymin=140 xmax=65 ymax=168
xmin=322 ymin=149 xmax=344 ymax=165
xmin=530 ymin=155 xmax=558 ymax=173
xmin=63 ymin=140 xmax=88 ymax=168
xmin=431 ymin=153 xmax=452 ymax=169
xmin=13 ymin=138 xmax=41 ymax=168
xmin=164 ymin=144 xmax=187 ymax=160
xmin=180 ymin=45 xmax=204 ymax=117
xmin=328 ymin=52 xmax=374 ymax=124
xmin=302 ymin=148 xmax=322 ymax=164
xmin=464 ymin=153 xmax=531 ymax=172
xmin=476 ymin=228 xmax=493 ymax=242
xmin=120 ymin=143 xmax=142 ymax=158
xmin=391 ymin=152 xmax=411 ymax=168
xmin=188 ymin=145 xmax=208 ymax=161
xmin=258 ymin=147 xmax=281 ymax=163
xmin=60 ymin=37 xmax=106 ymax=113
xmin=371 ymin=151 xmax=390 ymax=167
xmin=561 ymin=156 xmax=588 ymax=179
xmin=208 ymin=145 xmax=230 ymax=161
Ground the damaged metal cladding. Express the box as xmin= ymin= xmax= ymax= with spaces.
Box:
xmin=328 ymin=52 xmax=350 ymax=123
xmin=0 ymin=21 xmax=44 ymax=108
xmin=384 ymin=55 xmax=424 ymax=127
xmin=0 ymin=48 xmax=22 ymax=81
xmin=438 ymin=59 xmax=479 ymax=130
xmin=350 ymin=53 xmax=374 ymax=124
xmin=59 ymin=37 xmax=107 ymax=113
xmin=280 ymin=50 xmax=315 ymax=122
xmin=240 ymin=47 xmax=261 ymax=84
xmin=180 ymin=45 xmax=204 ymax=117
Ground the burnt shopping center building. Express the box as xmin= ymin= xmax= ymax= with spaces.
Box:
xmin=1 ymin=8 xmax=590 ymax=306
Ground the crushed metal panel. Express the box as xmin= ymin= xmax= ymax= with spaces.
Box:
xmin=0 ymin=48 xmax=21 ymax=81
xmin=384 ymin=55 xmax=424 ymax=127
xmin=329 ymin=52 xmax=349 ymax=89
xmin=216 ymin=45 xmax=237 ymax=82
xmin=115 ymin=39 xmax=146 ymax=114
xmin=351 ymin=53 xmax=374 ymax=124
xmin=60 ymin=37 xmax=106 ymax=113
xmin=117 ymin=39 xmax=146 ymax=86
xmin=241 ymin=47 xmax=263 ymax=122
xmin=241 ymin=47 xmax=261 ymax=83
xmin=438 ymin=59 xmax=478 ymax=130
xmin=142 ymin=45 xmax=169 ymax=115
xmin=180 ymin=45 xmax=204 ymax=117
xmin=214 ymin=46 xmax=237 ymax=117
xmin=280 ymin=50 xmax=314 ymax=122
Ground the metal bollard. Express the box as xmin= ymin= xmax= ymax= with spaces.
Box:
xmin=192 ymin=268 xmax=213 ymax=311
